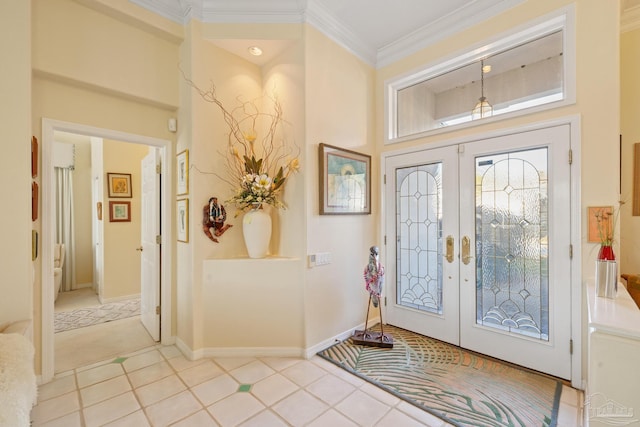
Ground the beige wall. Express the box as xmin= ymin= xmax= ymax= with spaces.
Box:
xmin=304 ymin=25 xmax=378 ymax=348
xmin=621 ymin=27 xmax=640 ymax=275
xmin=0 ymin=1 xmax=32 ymax=326
xmin=32 ymin=0 xmax=180 ymax=109
xmin=102 ymin=140 xmax=149 ymax=301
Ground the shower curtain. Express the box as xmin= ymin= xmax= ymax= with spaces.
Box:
xmin=55 ymin=167 xmax=76 ymax=292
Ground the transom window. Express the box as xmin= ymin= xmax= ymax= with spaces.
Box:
xmin=386 ymin=9 xmax=575 ymax=143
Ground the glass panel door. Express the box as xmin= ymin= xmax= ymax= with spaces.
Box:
xmin=385 ymin=146 xmax=460 ymax=345
xmin=459 ymin=125 xmax=571 ymax=379
xmin=385 ymin=125 xmax=572 ymax=379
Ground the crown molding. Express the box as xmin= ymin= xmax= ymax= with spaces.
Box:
xmin=128 ymin=0 xmax=525 ymax=68
xmin=129 ymin=0 xmax=191 ymax=24
xmin=200 ymin=0 xmax=306 ymax=23
xmin=377 ymin=0 xmax=525 ymax=68
xmin=304 ymin=0 xmax=377 ymax=66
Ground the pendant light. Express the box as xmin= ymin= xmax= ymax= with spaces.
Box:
xmin=471 ymin=60 xmax=493 ymax=120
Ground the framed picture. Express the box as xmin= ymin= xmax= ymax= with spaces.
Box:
xmin=32 ymin=230 xmax=38 ymax=261
xmin=634 ymin=143 xmax=640 ymax=216
xmin=177 ymin=198 xmax=189 ymax=243
xmin=32 ymin=181 xmax=39 ymax=221
xmin=177 ymin=149 xmax=189 ymax=196
xmin=31 ymin=136 xmax=38 ymax=178
xmin=109 ymin=201 xmax=131 ymax=222
xmin=319 ymin=143 xmax=371 ymax=215
xmin=588 ymin=206 xmax=613 ymax=243
xmin=107 ymin=173 xmax=132 ymax=198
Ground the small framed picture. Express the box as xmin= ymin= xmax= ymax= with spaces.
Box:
xmin=177 ymin=150 xmax=189 ymax=196
xmin=32 ymin=181 xmax=39 ymax=221
xmin=31 ymin=136 xmax=38 ymax=178
xmin=32 ymin=230 xmax=38 ymax=261
xmin=319 ymin=143 xmax=371 ymax=215
xmin=107 ymin=173 xmax=132 ymax=198
xmin=588 ymin=206 xmax=613 ymax=243
xmin=109 ymin=201 xmax=131 ymax=222
xmin=177 ymin=198 xmax=189 ymax=243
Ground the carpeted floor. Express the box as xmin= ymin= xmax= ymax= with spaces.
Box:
xmin=54 ymin=298 xmax=141 ymax=333
xmin=318 ymin=324 xmax=562 ymax=427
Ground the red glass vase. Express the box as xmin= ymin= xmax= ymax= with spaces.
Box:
xmin=597 ymin=245 xmax=615 ymax=261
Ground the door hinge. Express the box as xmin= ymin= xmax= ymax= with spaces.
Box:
xmin=156 ymin=235 xmax=161 ymax=244
xmin=156 ymin=164 xmax=161 ymax=174
xmin=569 ymin=244 xmax=573 ymax=259
xmin=569 ymin=339 xmax=573 ymax=355
xmin=384 ymin=235 xmax=387 ymax=245
xmin=156 ymin=305 xmax=160 ymax=315
xmin=568 ymin=149 xmax=573 ymax=165
xmin=384 ymin=297 xmax=387 ymax=306
xmin=384 ymin=174 xmax=386 ymax=185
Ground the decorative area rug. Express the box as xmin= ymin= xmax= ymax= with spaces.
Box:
xmin=318 ymin=325 xmax=562 ymax=427
xmin=55 ymin=298 xmax=141 ymax=333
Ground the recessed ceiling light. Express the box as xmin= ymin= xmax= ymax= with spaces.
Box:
xmin=482 ymin=64 xmax=492 ymax=73
xmin=248 ymin=46 xmax=263 ymax=56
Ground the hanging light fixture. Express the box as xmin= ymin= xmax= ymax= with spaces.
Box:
xmin=471 ymin=59 xmax=493 ymax=120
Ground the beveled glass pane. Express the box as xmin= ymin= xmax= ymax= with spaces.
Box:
xmin=475 ymin=148 xmax=549 ymax=340
xmin=396 ymin=163 xmax=443 ymax=314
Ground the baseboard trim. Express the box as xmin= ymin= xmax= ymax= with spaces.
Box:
xmin=98 ymin=293 xmax=141 ymax=304
xmin=303 ymin=316 xmax=380 ymax=359
xmin=173 ymin=317 xmax=381 ymax=361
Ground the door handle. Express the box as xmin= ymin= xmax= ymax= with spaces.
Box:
xmin=445 ymin=235 xmax=454 ymax=263
xmin=461 ymin=236 xmax=472 ymax=265
xmin=136 ymin=246 xmax=143 ymax=252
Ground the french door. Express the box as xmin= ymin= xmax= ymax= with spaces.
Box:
xmin=384 ymin=125 xmax=572 ymax=379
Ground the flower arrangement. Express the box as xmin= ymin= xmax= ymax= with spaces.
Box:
xmin=186 ymin=78 xmax=300 ymax=214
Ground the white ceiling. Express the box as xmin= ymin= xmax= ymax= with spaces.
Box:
xmin=130 ymin=0 xmax=639 ymax=67
xmin=130 ymin=0 xmax=525 ymax=67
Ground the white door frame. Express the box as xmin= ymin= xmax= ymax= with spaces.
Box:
xmin=40 ymin=118 xmax=174 ymax=384
xmin=380 ymin=116 xmax=582 ymax=388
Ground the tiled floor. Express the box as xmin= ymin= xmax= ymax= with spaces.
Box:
xmin=31 ymin=343 xmax=585 ymax=427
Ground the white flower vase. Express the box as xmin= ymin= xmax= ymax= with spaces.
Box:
xmin=242 ymin=206 xmax=272 ymax=258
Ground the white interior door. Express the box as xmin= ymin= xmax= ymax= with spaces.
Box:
xmin=384 ymin=125 xmax=572 ymax=379
xmin=140 ymin=148 xmax=160 ymax=341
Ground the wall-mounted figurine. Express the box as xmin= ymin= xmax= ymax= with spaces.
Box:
xmin=202 ymin=196 xmax=232 ymax=243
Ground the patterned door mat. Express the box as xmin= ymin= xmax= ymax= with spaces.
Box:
xmin=318 ymin=324 xmax=562 ymax=427
xmin=55 ymin=298 xmax=141 ymax=333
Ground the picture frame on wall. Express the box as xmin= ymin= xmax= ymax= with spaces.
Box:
xmin=588 ymin=206 xmax=613 ymax=243
xmin=177 ymin=149 xmax=189 ymax=196
xmin=177 ymin=198 xmax=189 ymax=243
xmin=31 ymin=136 xmax=38 ymax=178
xmin=319 ymin=143 xmax=371 ymax=215
xmin=32 ymin=181 xmax=39 ymax=221
xmin=107 ymin=173 xmax=132 ymax=198
xmin=32 ymin=230 xmax=38 ymax=261
xmin=109 ymin=201 xmax=131 ymax=222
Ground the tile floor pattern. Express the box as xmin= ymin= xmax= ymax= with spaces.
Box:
xmin=32 ymin=344 xmax=584 ymax=427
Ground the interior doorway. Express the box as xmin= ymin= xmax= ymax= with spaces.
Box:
xmin=40 ymin=119 xmax=173 ymax=384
